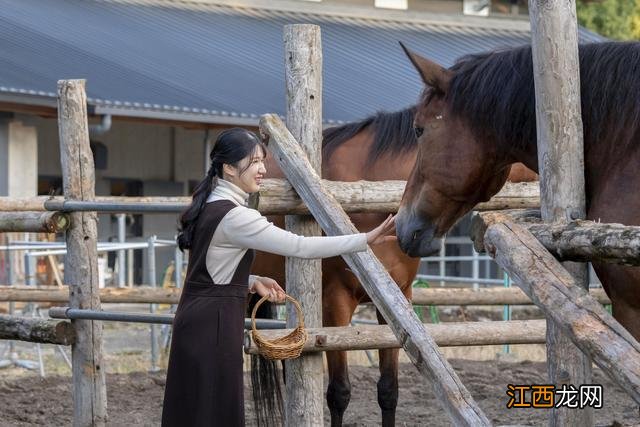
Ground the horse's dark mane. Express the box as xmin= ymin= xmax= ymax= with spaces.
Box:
xmin=322 ymin=106 xmax=417 ymax=166
xmin=439 ymin=42 xmax=640 ymax=161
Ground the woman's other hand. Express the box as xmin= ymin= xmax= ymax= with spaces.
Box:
xmin=250 ymin=276 xmax=286 ymax=303
xmin=366 ymin=214 xmax=397 ymax=246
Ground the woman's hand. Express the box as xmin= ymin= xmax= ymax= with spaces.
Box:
xmin=366 ymin=214 xmax=397 ymax=246
xmin=250 ymin=276 xmax=286 ymax=303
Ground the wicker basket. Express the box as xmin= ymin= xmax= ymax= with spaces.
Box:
xmin=250 ymin=294 xmax=308 ymax=360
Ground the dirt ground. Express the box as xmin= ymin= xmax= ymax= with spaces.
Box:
xmin=0 ymin=360 xmax=638 ymax=426
xmin=1 ymin=305 xmax=639 ymax=426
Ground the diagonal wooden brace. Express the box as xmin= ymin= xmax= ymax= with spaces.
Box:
xmin=484 ymin=221 xmax=640 ymax=404
xmin=260 ymin=113 xmax=490 ymax=427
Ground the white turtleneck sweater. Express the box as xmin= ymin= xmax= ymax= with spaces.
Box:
xmin=204 ymin=179 xmax=368 ymax=285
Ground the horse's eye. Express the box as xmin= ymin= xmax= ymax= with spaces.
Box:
xmin=414 ymin=126 xmax=424 ymax=138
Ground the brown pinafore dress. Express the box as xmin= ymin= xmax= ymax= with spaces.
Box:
xmin=162 ymin=200 xmax=254 ymax=427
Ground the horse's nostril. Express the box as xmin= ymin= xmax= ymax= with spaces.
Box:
xmin=414 ymin=127 xmax=424 ymax=138
xmin=411 ymin=229 xmax=422 ymax=242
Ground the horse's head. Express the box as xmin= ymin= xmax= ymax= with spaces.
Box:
xmin=396 ymin=45 xmax=511 ymax=257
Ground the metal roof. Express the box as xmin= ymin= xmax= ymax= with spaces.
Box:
xmin=0 ymin=0 xmax=604 ymax=125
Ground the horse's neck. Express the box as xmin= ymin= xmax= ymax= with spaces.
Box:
xmin=509 ymin=136 xmax=640 ymax=226
xmin=322 ymin=129 xmax=417 ymax=181
xmin=507 ymin=162 xmax=538 ymax=182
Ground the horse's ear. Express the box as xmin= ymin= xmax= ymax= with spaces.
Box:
xmin=399 ymin=42 xmax=451 ymax=93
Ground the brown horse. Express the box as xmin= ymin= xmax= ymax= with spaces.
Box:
xmin=250 ymin=105 xmax=536 ymax=425
xmin=251 ymin=107 xmax=419 ymax=427
xmin=396 ymin=42 xmax=640 ymax=343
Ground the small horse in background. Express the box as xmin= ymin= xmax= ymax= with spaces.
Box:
xmin=251 ymin=105 xmax=537 ymax=426
xmin=396 ymin=43 xmax=640 ymax=342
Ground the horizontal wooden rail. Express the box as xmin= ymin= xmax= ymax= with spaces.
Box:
xmin=0 ymin=285 xmax=611 ymax=306
xmin=0 ymin=211 xmax=70 ymax=233
xmin=0 ymin=286 xmax=181 ymax=304
xmin=245 ymin=319 xmax=546 ymax=354
xmin=0 ymin=314 xmax=75 ymax=345
xmin=472 ymin=210 xmax=640 ymax=266
xmin=0 ymin=180 xmax=539 ymax=215
xmin=411 ymin=287 xmax=610 ymax=306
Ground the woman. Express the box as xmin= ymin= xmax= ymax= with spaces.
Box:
xmin=161 ymin=128 xmax=396 ymax=426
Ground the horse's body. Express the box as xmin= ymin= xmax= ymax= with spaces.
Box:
xmin=252 ymin=108 xmax=419 ymax=427
xmin=396 ymin=42 xmax=640 ymax=341
xmin=252 ymin=105 xmax=537 ymax=425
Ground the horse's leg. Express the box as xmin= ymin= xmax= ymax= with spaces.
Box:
xmin=375 ymin=310 xmax=399 ymax=427
xmin=592 ymin=263 xmax=640 ymax=340
xmin=323 ymin=273 xmax=358 ymax=427
xmin=588 ymin=194 xmax=640 ymax=341
xmin=367 ymin=243 xmax=418 ymax=427
xmin=326 ymin=350 xmax=350 ymax=427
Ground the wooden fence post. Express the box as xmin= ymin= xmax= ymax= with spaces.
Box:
xmin=283 ymin=24 xmax=324 ymax=426
xmin=528 ymin=0 xmax=592 ymax=424
xmin=58 ymin=79 xmax=107 ymax=426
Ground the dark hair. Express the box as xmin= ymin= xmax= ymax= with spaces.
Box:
xmin=177 ymin=128 xmax=266 ymax=250
xmin=442 ymin=42 xmax=640 ymax=161
xmin=322 ymin=106 xmax=416 ymax=167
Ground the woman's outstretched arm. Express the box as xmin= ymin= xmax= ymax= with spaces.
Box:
xmin=219 ymin=207 xmax=394 ymax=259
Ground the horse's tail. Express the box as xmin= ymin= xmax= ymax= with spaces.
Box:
xmin=248 ymin=293 xmax=284 ymax=426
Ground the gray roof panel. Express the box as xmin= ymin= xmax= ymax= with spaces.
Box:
xmin=0 ymin=0 xmax=605 ymax=124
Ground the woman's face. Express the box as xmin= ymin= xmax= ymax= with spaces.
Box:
xmin=227 ymin=146 xmax=266 ymax=193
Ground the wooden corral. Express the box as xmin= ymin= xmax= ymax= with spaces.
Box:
xmin=3 ymin=15 xmax=639 ymax=427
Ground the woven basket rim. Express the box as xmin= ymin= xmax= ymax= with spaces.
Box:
xmin=250 ymin=294 xmax=307 ymax=359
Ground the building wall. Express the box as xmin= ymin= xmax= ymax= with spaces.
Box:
xmin=22 ymin=114 xmax=221 ymax=285
xmin=32 ymin=115 xmax=207 ymax=185
xmin=298 ymin=0 xmax=525 ymax=16
xmin=409 ymin=0 xmax=462 ymax=13
xmin=0 ymin=118 xmax=38 ymax=197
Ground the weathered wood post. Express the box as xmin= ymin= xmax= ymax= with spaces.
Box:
xmin=528 ymin=1 xmax=591 ymax=425
xmin=58 ymin=79 xmax=107 ymax=426
xmin=282 ymin=24 xmax=324 ymax=425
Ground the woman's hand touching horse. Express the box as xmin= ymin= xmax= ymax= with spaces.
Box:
xmin=366 ymin=214 xmax=397 ymax=246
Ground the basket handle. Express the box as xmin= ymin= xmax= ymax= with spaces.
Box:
xmin=251 ymin=294 xmax=305 ymax=333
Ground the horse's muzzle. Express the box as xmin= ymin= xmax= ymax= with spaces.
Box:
xmin=396 ymin=208 xmax=442 ymax=257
